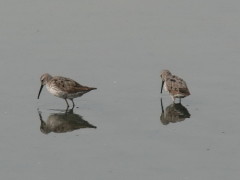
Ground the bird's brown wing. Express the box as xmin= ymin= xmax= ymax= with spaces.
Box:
xmin=50 ymin=76 xmax=95 ymax=94
xmin=165 ymin=75 xmax=190 ymax=96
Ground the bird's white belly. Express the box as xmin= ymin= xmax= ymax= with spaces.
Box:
xmin=164 ymin=83 xmax=169 ymax=92
xmin=173 ymin=94 xmax=185 ymax=98
xmin=46 ymin=85 xmax=67 ymax=99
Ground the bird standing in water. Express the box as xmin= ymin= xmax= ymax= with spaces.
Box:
xmin=38 ymin=73 xmax=97 ymax=107
xmin=160 ymin=70 xmax=190 ymax=103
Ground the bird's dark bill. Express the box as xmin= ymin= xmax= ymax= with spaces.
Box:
xmin=38 ymin=85 xmax=44 ymax=99
xmin=161 ymin=81 xmax=164 ymax=93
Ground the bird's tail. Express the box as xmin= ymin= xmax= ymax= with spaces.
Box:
xmin=88 ymin=87 xmax=97 ymax=91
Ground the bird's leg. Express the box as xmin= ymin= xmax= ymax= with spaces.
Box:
xmin=70 ymin=99 xmax=75 ymax=108
xmin=171 ymin=96 xmax=175 ymax=103
xmin=64 ymin=99 xmax=69 ymax=107
xmin=65 ymin=106 xmax=69 ymax=113
xmin=179 ymin=98 xmax=182 ymax=104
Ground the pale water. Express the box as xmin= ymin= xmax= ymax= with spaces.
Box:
xmin=0 ymin=1 xmax=239 ymax=180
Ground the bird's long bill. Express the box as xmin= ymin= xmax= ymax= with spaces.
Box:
xmin=37 ymin=85 xmax=44 ymax=99
xmin=160 ymin=98 xmax=164 ymax=113
xmin=161 ymin=81 xmax=164 ymax=93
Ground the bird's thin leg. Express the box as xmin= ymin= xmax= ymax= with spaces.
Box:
xmin=65 ymin=106 xmax=69 ymax=113
xmin=65 ymin=99 xmax=69 ymax=107
xmin=179 ymin=98 xmax=182 ymax=104
xmin=171 ymin=96 xmax=175 ymax=104
xmin=70 ymin=99 xmax=75 ymax=108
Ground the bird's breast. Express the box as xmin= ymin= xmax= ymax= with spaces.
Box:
xmin=46 ymin=84 xmax=67 ymax=98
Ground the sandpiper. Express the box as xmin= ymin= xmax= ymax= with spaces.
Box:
xmin=160 ymin=70 xmax=190 ymax=102
xmin=37 ymin=73 xmax=97 ymax=107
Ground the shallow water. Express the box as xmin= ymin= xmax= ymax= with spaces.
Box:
xmin=0 ymin=1 xmax=240 ymax=180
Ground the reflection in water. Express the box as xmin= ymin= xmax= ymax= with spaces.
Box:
xmin=38 ymin=108 xmax=96 ymax=134
xmin=160 ymin=98 xmax=191 ymax=125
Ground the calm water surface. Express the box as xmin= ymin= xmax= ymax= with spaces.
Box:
xmin=0 ymin=1 xmax=239 ymax=180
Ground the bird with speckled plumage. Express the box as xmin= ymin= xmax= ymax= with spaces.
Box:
xmin=38 ymin=73 xmax=96 ymax=107
xmin=160 ymin=70 xmax=190 ymax=102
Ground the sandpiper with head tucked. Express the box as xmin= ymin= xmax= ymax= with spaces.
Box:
xmin=38 ymin=73 xmax=97 ymax=107
xmin=160 ymin=70 xmax=190 ymax=102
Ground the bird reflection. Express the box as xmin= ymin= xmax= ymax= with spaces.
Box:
xmin=160 ymin=98 xmax=191 ymax=125
xmin=38 ymin=108 xmax=96 ymax=134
